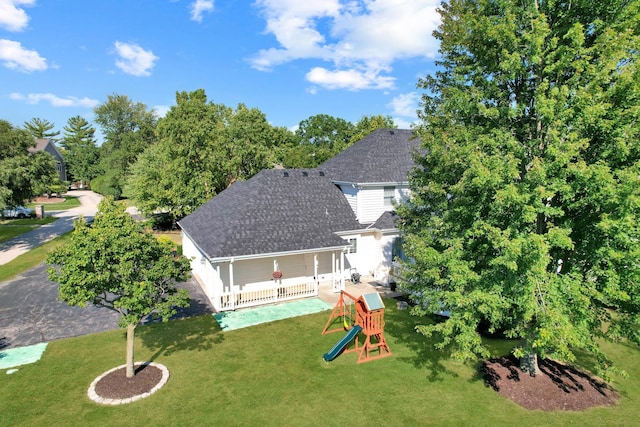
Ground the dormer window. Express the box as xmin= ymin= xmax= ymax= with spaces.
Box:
xmin=384 ymin=186 xmax=395 ymax=206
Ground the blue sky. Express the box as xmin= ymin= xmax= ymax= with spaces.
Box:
xmin=1 ymin=0 xmax=441 ymax=137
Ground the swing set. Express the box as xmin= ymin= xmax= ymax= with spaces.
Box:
xmin=322 ymin=290 xmax=392 ymax=363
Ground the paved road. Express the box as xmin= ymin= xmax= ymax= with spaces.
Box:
xmin=0 ymin=191 xmax=213 ymax=350
xmin=0 ymin=263 xmax=213 ymax=350
xmin=0 ymin=191 xmax=103 ymax=265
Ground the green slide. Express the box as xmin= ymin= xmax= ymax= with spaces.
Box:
xmin=323 ymin=325 xmax=362 ymax=362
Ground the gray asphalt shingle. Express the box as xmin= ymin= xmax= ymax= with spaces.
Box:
xmin=178 ymin=169 xmax=362 ymax=259
xmin=179 ymin=129 xmax=421 ymax=260
xmin=318 ymin=129 xmax=420 ymax=183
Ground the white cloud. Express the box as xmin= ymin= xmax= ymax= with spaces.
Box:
xmin=153 ymin=104 xmax=171 ymax=118
xmin=0 ymin=39 xmax=46 ymax=72
xmin=113 ymin=41 xmax=158 ymax=77
xmin=0 ymin=0 xmax=34 ymax=32
xmin=306 ymin=67 xmax=394 ymax=91
xmin=387 ymin=92 xmax=421 ymax=129
xmin=10 ymin=92 xmax=99 ymax=108
xmin=392 ymin=116 xmax=418 ymax=129
xmin=190 ymin=0 xmax=214 ymax=22
xmin=387 ymin=92 xmax=420 ymax=118
xmin=250 ymin=0 xmax=440 ymax=91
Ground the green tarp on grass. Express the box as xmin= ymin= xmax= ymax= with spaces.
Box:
xmin=0 ymin=343 xmax=48 ymax=370
xmin=213 ymin=298 xmax=332 ymax=331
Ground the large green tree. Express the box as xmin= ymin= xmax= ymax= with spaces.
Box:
xmin=47 ymin=198 xmax=190 ymax=377
xmin=398 ymin=0 xmax=640 ymax=377
xmin=93 ymin=94 xmax=157 ymax=198
xmin=126 ymin=89 xmax=288 ymax=221
xmin=350 ymin=114 xmax=396 ymax=144
xmin=294 ymin=114 xmax=355 ymax=166
xmin=283 ymin=114 xmax=395 ymax=168
xmin=23 ymin=117 xmax=60 ymax=140
xmin=60 ymin=116 xmax=99 ymax=187
xmin=0 ymin=120 xmax=58 ymax=209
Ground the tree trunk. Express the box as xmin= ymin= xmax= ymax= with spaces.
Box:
xmin=520 ymin=352 xmax=541 ymax=377
xmin=125 ymin=323 xmax=136 ymax=378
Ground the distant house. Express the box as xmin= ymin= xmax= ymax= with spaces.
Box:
xmin=179 ymin=129 xmax=420 ymax=311
xmin=29 ymin=138 xmax=67 ymax=182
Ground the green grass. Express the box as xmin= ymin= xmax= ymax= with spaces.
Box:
xmin=1 ymin=305 xmax=638 ymax=426
xmin=0 ymin=217 xmax=59 ymax=243
xmin=26 ymin=196 xmax=80 ymax=211
xmin=0 ymin=225 xmax=37 ymax=243
xmin=0 ymin=232 xmax=71 ymax=282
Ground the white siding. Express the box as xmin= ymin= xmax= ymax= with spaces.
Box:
xmin=355 ymin=184 xmax=411 ymax=224
xmin=398 ymin=185 xmax=411 ymax=202
xmin=340 ymin=185 xmax=358 ymax=218
xmin=233 ymin=258 xmax=274 ymax=289
xmin=182 ymin=232 xmax=222 ymax=307
xmin=358 ymin=187 xmax=385 ymax=223
xmin=340 ymin=232 xmax=381 ymax=276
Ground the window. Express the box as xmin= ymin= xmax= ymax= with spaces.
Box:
xmin=384 ymin=186 xmax=395 ymax=206
xmin=347 ymin=238 xmax=357 ymax=254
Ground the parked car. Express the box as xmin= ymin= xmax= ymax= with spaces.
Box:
xmin=2 ymin=206 xmax=35 ymax=219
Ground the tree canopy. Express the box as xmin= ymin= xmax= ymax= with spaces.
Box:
xmin=60 ymin=115 xmax=99 ymax=186
xmin=92 ymin=94 xmax=157 ymax=198
xmin=47 ymin=198 xmax=191 ymax=377
xmin=283 ymin=114 xmax=396 ymax=168
xmin=398 ymin=0 xmax=640 ymax=377
xmin=0 ymin=120 xmax=58 ymax=209
xmin=23 ymin=117 xmax=60 ymax=140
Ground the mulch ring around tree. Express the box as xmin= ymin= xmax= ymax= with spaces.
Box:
xmin=482 ymin=355 xmax=618 ymax=411
xmin=88 ymin=362 xmax=169 ymax=405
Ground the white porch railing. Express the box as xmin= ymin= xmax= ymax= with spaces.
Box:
xmin=217 ymin=280 xmax=318 ymax=311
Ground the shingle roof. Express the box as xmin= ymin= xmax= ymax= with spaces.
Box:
xmin=178 ymin=169 xmax=362 ymax=260
xmin=370 ymin=210 xmax=399 ymax=231
xmin=318 ymin=129 xmax=421 ymax=184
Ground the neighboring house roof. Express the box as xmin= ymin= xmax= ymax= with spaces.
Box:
xmin=29 ymin=139 xmax=64 ymax=160
xmin=318 ymin=128 xmax=421 ymax=184
xmin=178 ymin=169 xmax=363 ymax=260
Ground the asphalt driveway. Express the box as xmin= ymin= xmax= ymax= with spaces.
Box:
xmin=0 ymin=263 xmax=213 ymax=350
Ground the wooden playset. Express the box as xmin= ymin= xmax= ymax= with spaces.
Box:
xmin=322 ymin=290 xmax=391 ymax=363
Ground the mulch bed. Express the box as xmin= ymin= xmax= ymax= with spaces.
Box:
xmin=482 ymin=355 xmax=619 ymax=411
xmin=32 ymin=197 xmax=65 ymax=203
xmin=93 ymin=355 xmax=618 ymax=410
xmin=93 ymin=364 xmax=163 ymax=400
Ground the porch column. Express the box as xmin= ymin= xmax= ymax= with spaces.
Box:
xmin=314 ymin=253 xmax=318 ymax=283
xmin=332 ymin=251 xmax=336 ymax=285
xmin=340 ymin=250 xmax=345 ymax=291
xmin=229 ymin=260 xmax=235 ymax=309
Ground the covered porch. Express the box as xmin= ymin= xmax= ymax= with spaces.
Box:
xmin=187 ymin=241 xmax=351 ymax=312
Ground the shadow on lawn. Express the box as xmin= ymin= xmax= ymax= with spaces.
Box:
xmin=384 ymin=298 xmax=457 ymax=382
xmin=138 ymin=313 xmax=224 ymax=363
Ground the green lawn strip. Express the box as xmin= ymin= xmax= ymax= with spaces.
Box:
xmin=0 ymin=217 xmax=58 ymax=244
xmin=1 ymin=217 xmax=57 ymax=226
xmin=0 ymin=232 xmax=71 ymax=282
xmin=26 ymin=196 xmax=81 ymax=211
xmin=1 ymin=304 xmax=637 ymax=426
xmin=0 ymin=225 xmax=37 ymax=243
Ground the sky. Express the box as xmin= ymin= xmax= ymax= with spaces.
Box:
xmin=0 ymin=0 xmax=442 ymax=139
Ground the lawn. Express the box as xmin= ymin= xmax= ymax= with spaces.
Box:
xmin=1 ymin=304 xmax=638 ymax=426
xmin=27 ymin=196 xmax=81 ymax=211
xmin=0 ymin=218 xmax=58 ymax=244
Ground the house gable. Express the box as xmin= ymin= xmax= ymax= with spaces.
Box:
xmin=319 ymin=129 xmax=420 ymax=224
xmin=29 ymin=138 xmax=67 ymax=181
xmin=178 ymin=169 xmax=362 ymax=260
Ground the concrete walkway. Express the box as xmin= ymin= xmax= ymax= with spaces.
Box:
xmin=0 ymin=191 xmax=103 ymax=265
